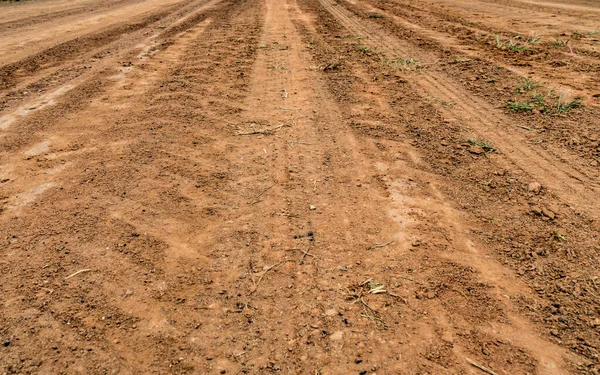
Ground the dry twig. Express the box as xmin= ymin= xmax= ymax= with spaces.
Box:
xmin=299 ymin=247 xmax=312 ymax=264
xmin=369 ymin=240 xmax=393 ymax=250
xmin=251 ymin=260 xmax=290 ymax=293
xmin=65 ymin=269 xmax=91 ymax=280
xmin=466 ymin=358 xmax=498 ymax=375
xmin=248 ymin=184 xmax=277 ymax=204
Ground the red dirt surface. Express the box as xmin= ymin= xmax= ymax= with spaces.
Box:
xmin=1 ymin=0 xmax=599 ymax=373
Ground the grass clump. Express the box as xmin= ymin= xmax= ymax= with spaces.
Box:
xmin=515 ymin=79 xmax=539 ymax=93
xmin=508 ymin=82 xmax=584 ymax=114
xmin=383 ymin=56 xmax=421 ymax=71
xmin=556 ymin=97 xmax=583 ymax=113
xmin=507 ymin=100 xmax=534 ymax=112
xmin=494 ymin=34 xmax=532 ymax=52
xmin=358 ymin=45 xmax=371 ymax=54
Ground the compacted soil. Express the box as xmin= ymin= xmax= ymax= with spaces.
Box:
xmin=1 ymin=0 xmax=600 ymax=373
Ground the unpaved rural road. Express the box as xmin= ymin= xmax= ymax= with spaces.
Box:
xmin=1 ymin=0 xmax=600 ymax=373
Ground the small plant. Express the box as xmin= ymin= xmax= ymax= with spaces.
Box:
xmin=368 ymin=13 xmax=383 ymax=19
xmin=530 ymin=92 xmax=547 ymax=108
xmin=556 ymin=97 xmax=583 ymax=113
xmin=553 ymin=34 xmax=573 ymax=46
xmin=507 ymin=100 xmax=534 ymax=112
xmin=590 ymin=28 xmax=599 ymax=35
xmin=467 ymin=138 xmax=496 ymax=153
xmin=358 ymin=45 xmax=371 ymax=54
xmin=507 ymin=40 xmax=530 ymax=52
xmin=526 ymin=32 xmax=541 ymax=44
xmin=495 ymin=34 xmax=503 ymax=48
xmin=551 ymin=231 xmax=567 ymax=241
xmin=494 ymin=34 xmax=531 ymax=52
xmin=385 ymin=56 xmax=421 ymax=71
xmin=515 ymin=79 xmax=539 ymax=93
xmin=433 ymin=98 xmax=454 ymax=108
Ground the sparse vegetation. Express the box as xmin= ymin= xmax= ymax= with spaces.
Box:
xmin=494 ymin=34 xmax=532 ymax=52
xmin=526 ymin=32 xmax=541 ymax=44
xmin=467 ymin=138 xmax=496 ymax=153
xmin=515 ymin=79 xmax=539 ymax=93
xmin=358 ymin=45 xmax=371 ymax=54
xmin=432 ymin=98 xmax=454 ymax=108
xmin=530 ymin=92 xmax=547 ymax=108
xmin=553 ymin=34 xmax=573 ymax=46
xmin=384 ymin=56 xmax=421 ymax=71
xmin=368 ymin=13 xmax=383 ymax=19
xmin=507 ymin=100 xmax=534 ymax=112
xmin=508 ymin=83 xmax=584 ymax=114
xmin=556 ymin=97 xmax=583 ymax=113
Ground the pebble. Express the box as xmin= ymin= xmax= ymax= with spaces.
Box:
xmin=310 ymin=205 xmax=316 ymax=211
xmin=325 ymin=309 xmax=338 ymax=317
xmin=541 ymin=208 xmax=555 ymax=220
xmin=528 ymin=182 xmax=542 ymax=194
xmin=468 ymin=145 xmax=484 ymax=155
xmin=329 ymin=331 xmax=344 ymax=341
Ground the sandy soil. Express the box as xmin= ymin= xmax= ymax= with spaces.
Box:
xmin=1 ymin=0 xmax=599 ymax=373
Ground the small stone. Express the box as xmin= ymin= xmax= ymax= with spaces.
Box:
xmin=309 ymin=205 xmax=316 ymax=211
xmin=541 ymin=208 xmax=555 ymax=220
xmin=531 ymin=206 xmax=542 ymax=215
xmin=528 ymin=182 xmax=542 ymax=194
xmin=329 ymin=331 xmax=344 ymax=341
xmin=468 ymin=145 xmax=484 ymax=155
xmin=325 ymin=309 xmax=338 ymax=317
xmin=555 ymin=228 xmax=567 ymax=237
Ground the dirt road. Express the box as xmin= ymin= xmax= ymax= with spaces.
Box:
xmin=1 ymin=0 xmax=599 ymax=373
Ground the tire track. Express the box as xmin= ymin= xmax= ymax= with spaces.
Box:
xmin=0 ymin=0 xmax=147 ymax=32
xmin=0 ymin=0 xmax=221 ymax=128
xmin=319 ymin=0 xmax=600 ymax=216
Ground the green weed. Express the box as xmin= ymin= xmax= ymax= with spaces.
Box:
xmin=507 ymin=100 xmax=534 ymax=112
xmin=358 ymin=46 xmax=371 ymax=54
xmin=515 ymin=79 xmax=539 ymax=93
xmin=495 ymin=34 xmax=532 ymax=52
xmin=556 ymin=97 xmax=583 ymax=113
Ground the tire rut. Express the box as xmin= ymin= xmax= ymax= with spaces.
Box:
xmin=319 ymin=0 xmax=600 ymax=217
